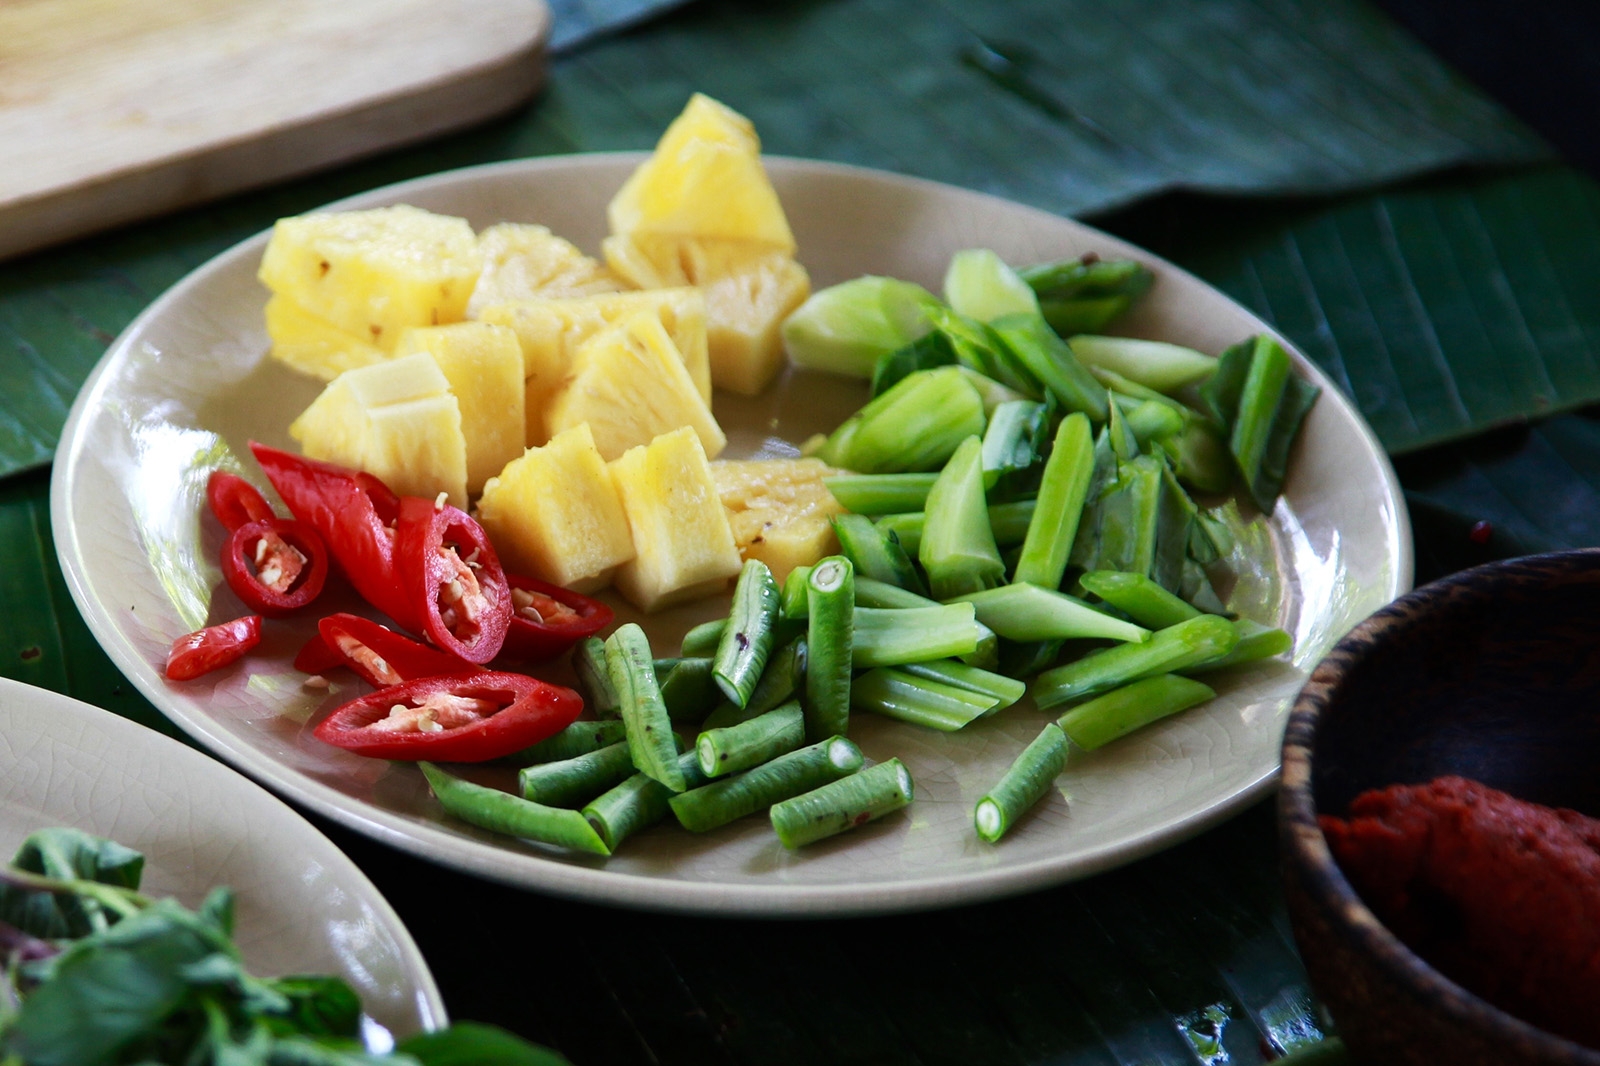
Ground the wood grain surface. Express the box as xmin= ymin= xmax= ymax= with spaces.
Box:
xmin=0 ymin=0 xmax=550 ymax=260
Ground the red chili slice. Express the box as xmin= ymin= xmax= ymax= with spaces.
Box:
xmin=293 ymin=631 xmax=346 ymax=676
xmin=312 ymin=672 xmax=581 ymax=762
xmin=165 ymin=615 xmax=262 ymax=681
xmin=221 ymin=518 xmax=329 ymax=616
xmin=500 ymin=573 xmax=614 ymax=662
xmin=250 ymin=444 xmax=417 ymax=631
xmin=316 ymin=613 xmax=482 ymax=689
xmin=393 ymin=495 xmax=512 ymax=664
xmin=206 ymin=471 xmax=276 ymax=532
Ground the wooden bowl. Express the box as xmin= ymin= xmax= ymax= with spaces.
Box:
xmin=1280 ymin=549 xmax=1600 ymax=1066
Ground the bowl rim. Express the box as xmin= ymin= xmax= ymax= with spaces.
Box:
xmin=1280 ymin=547 xmax=1600 ymax=1063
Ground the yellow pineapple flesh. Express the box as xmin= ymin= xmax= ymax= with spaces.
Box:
xmin=466 ymin=223 xmax=623 ymax=318
xmin=544 ymin=311 xmax=725 ymax=463
xmin=603 ymin=234 xmax=810 ymax=395
xmin=609 ymin=427 xmax=743 ymax=612
xmin=475 ymin=423 xmax=635 ymax=592
xmin=264 ymin=294 xmax=386 ymax=381
xmin=258 ymin=205 xmax=480 ymax=350
xmin=393 ymin=322 xmax=526 ymax=496
xmin=288 ymin=351 xmax=468 ymax=506
xmin=710 ymin=457 xmax=846 ymax=583
xmin=607 ymin=93 xmax=795 ymax=253
xmin=479 ymin=287 xmax=711 ymax=446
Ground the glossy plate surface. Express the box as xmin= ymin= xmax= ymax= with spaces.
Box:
xmin=51 ymin=155 xmax=1411 ymax=916
xmin=0 ymin=676 xmax=446 ymax=1043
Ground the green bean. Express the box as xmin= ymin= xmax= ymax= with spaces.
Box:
xmin=980 ymin=398 xmax=1050 ymax=491
xmin=697 ymin=701 xmax=806 ymax=778
xmin=572 ymin=637 xmax=621 ymax=718
xmin=898 ymin=659 xmax=1025 ymax=711
xmin=1232 ymin=336 xmax=1291 ymax=499
xmin=833 ymin=513 xmax=927 ymax=596
xmin=933 ymin=307 xmax=1041 ymax=397
xmin=702 ymin=635 xmax=809 ymax=730
xmin=1078 ymin=569 xmax=1202 ymax=630
xmin=854 ymin=575 xmax=936 ymax=609
xmin=606 ymin=622 xmax=685 ymax=792
xmin=1068 ymin=335 xmax=1217 ymax=394
xmin=582 ymin=751 xmax=707 ymax=852
xmin=974 ymin=723 xmax=1070 ymax=843
xmin=669 ymin=736 xmax=864 ymax=833
xmin=658 ymin=657 xmax=720 ymax=722
xmin=805 ymin=556 xmax=855 ymax=740
xmin=950 ymin=584 xmax=1148 ymax=644
xmin=502 ymin=719 xmax=628 ymax=766
xmin=852 ymin=603 xmax=980 ymax=667
xmin=1018 ymin=256 xmax=1153 ymax=336
xmin=713 ymin=559 xmax=782 ymax=709
xmin=519 ymin=741 xmax=638 ymax=808
xmin=847 ymin=579 xmax=1000 ymax=666
xmin=420 ymin=762 xmax=609 ymax=856
xmin=780 ymin=564 xmax=814 ymax=619
xmin=875 ymin=499 xmax=1037 ymax=556
xmin=1031 ymin=614 xmax=1238 ymax=710
xmin=919 ymin=435 xmax=1005 ymax=600
xmin=851 ymin=667 xmax=998 ymax=731
xmin=990 ymin=312 xmax=1110 ymax=422
xmin=680 ymin=618 xmax=726 ymax=658
xmin=771 ymin=758 xmax=914 ymax=848
xmin=1186 ymin=619 xmax=1292 ymax=674
xmin=1012 ymin=412 xmax=1094 ymax=590
xmin=1120 ymin=398 xmax=1186 ymax=447
xmin=821 ymin=472 xmax=939 ymax=515
xmin=1055 ymin=674 xmax=1215 ymax=749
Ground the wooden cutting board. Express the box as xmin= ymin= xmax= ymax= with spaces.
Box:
xmin=0 ymin=0 xmax=550 ymax=260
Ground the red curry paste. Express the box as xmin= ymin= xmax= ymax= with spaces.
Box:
xmin=1320 ymin=775 xmax=1600 ymax=1048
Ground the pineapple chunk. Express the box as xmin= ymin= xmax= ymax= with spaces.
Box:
xmin=607 ymin=93 xmax=795 ymax=253
xmin=711 ymin=458 xmax=846 ymax=583
xmin=609 ymin=427 xmax=742 ymax=612
xmin=604 ymin=234 xmax=810 ymax=395
xmin=466 ymin=223 xmax=624 ymax=317
xmin=264 ymin=294 xmax=386 ymax=381
xmin=258 ymin=205 xmax=480 ymax=350
xmin=545 ymin=312 xmax=725 ymax=463
xmin=288 ymin=351 xmax=468 ymax=507
xmin=475 ymin=423 xmax=635 ymax=592
xmin=393 ymin=322 xmax=526 ymax=496
xmin=480 ymin=288 xmax=711 ymax=445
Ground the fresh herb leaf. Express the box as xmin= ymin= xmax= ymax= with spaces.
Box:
xmin=0 ymin=829 xmax=144 ymax=940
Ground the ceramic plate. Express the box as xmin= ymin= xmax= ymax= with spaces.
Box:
xmin=0 ymin=676 xmax=445 ymax=1045
xmin=51 ymin=155 xmax=1411 ymax=916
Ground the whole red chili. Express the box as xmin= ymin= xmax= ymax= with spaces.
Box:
xmin=221 ymin=518 xmax=329 ymax=616
xmin=500 ymin=573 xmax=614 ymax=662
xmin=165 ymin=615 xmax=262 ymax=681
xmin=316 ymin=612 xmax=482 ymax=689
xmin=206 ymin=471 xmax=276 ymax=532
xmin=312 ymin=671 xmax=581 ymax=762
xmin=250 ymin=443 xmax=417 ymax=631
xmin=393 ymin=495 xmax=512 ymax=664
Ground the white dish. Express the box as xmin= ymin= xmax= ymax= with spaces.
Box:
xmin=0 ymin=676 xmax=445 ymax=1045
xmin=50 ymin=154 xmax=1412 ymax=916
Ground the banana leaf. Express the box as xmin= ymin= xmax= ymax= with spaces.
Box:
xmin=0 ymin=0 xmax=1554 ymax=480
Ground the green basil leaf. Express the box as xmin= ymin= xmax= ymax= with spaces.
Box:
xmin=0 ymin=829 xmax=143 ymax=940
